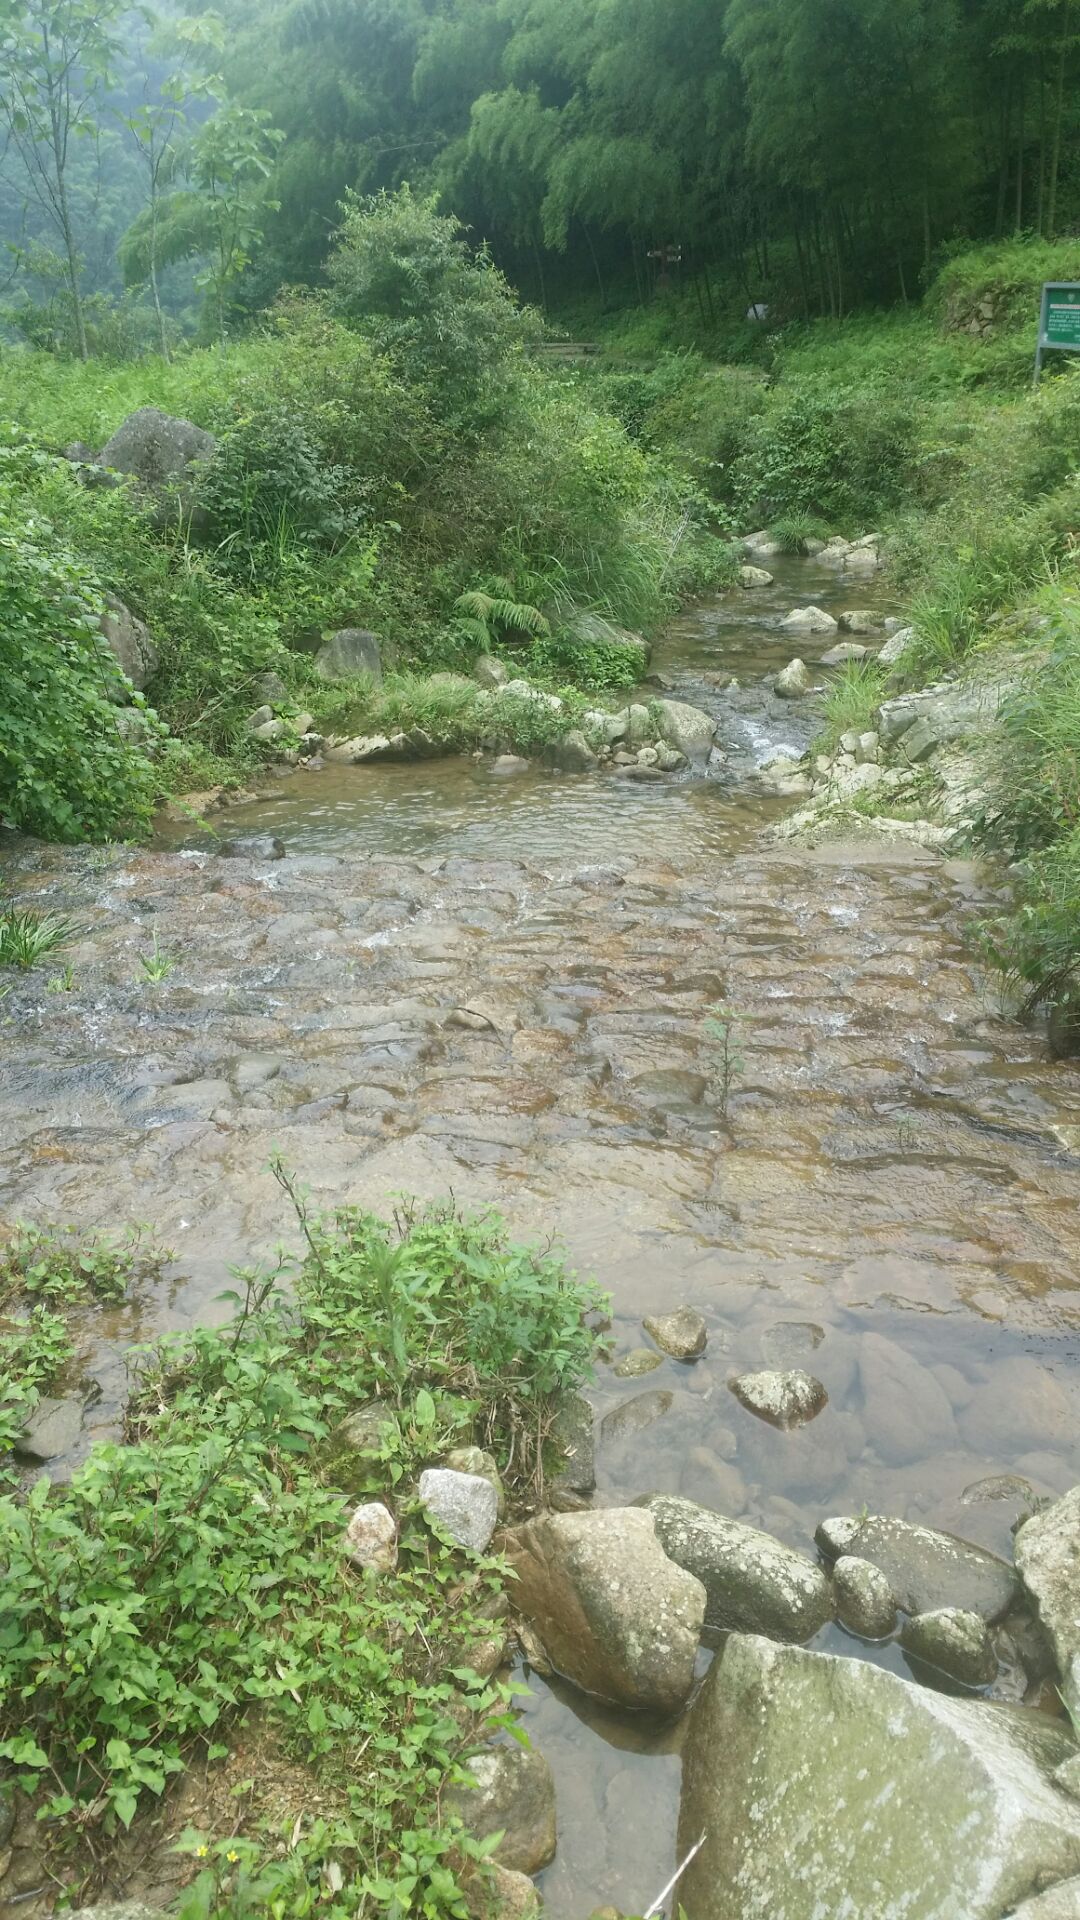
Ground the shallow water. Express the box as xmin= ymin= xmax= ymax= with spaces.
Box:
xmin=4 ymin=556 xmax=1080 ymax=1916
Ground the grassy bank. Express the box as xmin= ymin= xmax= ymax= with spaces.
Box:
xmin=0 ymin=1181 xmax=602 ymax=1917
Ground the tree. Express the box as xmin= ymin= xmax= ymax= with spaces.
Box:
xmin=189 ymin=97 xmax=282 ymax=344
xmin=0 ymin=0 xmax=126 ymax=359
xmin=121 ymin=10 xmax=224 ymax=357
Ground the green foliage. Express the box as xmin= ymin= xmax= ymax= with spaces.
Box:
xmin=816 ymin=662 xmax=888 ymax=752
xmin=196 ymin=403 xmax=365 ymax=581
xmin=0 ymin=453 xmax=162 ymax=841
xmin=733 ymin=382 xmax=916 ymax=526
xmin=703 ymin=1001 xmax=743 ymax=1121
xmin=329 ymin=187 xmax=535 ymax=428
xmin=0 ymin=1185 xmax=600 ymax=1909
xmin=768 ymin=512 xmax=831 ymax=553
xmin=0 ymin=906 xmax=77 ymax=969
xmin=978 ymin=827 xmax=1080 ymax=1021
xmin=137 ymin=934 xmax=176 ymax=983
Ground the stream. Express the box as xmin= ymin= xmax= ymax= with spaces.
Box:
xmin=4 ymin=555 xmax=1080 ymax=1916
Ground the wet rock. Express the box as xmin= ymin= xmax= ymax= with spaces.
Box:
xmin=492 ymin=754 xmax=530 ymax=775
xmin=833 ymin=1553 xmax=897 ymax=1639
xmin=1010 ymin=1880 xmax=1080 ymax=1919
xmin=743 ymin=529 xmax=781 ymax=556
xmin=216 ymin=834 xmax=286 ymax=861
xmin=774 ymin=658 xmax=811 ymax=698
xmin=677 ymin=1634 xmax=1080 ymax=1920
xmin=472 ymin=653 xmax=508 ymax=690
xmin=654 ymin=742 xmax=685 ymax=772
xmin=816 ymin=1513 xmax=1018 ymax=1622
xmin=641 ymin=1494 xmax=832 ymax=1641
xmin=100 ymin=595 xmax=158 ymax=694
xmin=653 ymin=698 xmax=715 ymax=761
xmin=505 ymin=1507 xmax=705 ymax=1713
xmin=901 ymin=1607 xmax=998 ymax=1688
xmin=838 ymin=610 xmax=881 ymax=634
xmin=550 ymin=1390 xmax=596 ymax=1500
xmin=614 ymin=1348 xmax=663 ymax=1379
xmin=820 ymin=642 xmax=868 ymax=666
xmin=545 ymin=729 xmax=597 ymax=773
xmin=780 ymin=606 xmax=838 ymax=634
xmin=16 ymin=1395 xmax=82 ymax=1463
xmin=444 ymin=1446 xmax=506 ymax=1518
xmin=344 ymin=1501 xmax=397 ymax=1572
xmin=760 ymin=1321 xmax=824 ymax=1368
xmin=739 ymin=564 xmax=773 ymax=587
xmin=313 ymin=628 xmax=382 ymax=683
xmin=858 ymin=1330 xmax=958 ymax=1463
xmin=1016 ymin=1487 xmax=1080 ymax=1718
xmin=642 ymin=1305 xmax=707 ymax=1360
xmin=419 ymin=1468 xmax=498 ymax=1553
xmin=729 ymin=1369 xmax=827 ymax=1430
xmin=449 ymin=1744 xmax=557 ymax=1875
xmin=600 ymin=1389 xmax=673 ymax=1444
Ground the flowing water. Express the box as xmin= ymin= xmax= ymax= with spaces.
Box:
xmin=4 ymin=558 xmax=1080 ymax=1915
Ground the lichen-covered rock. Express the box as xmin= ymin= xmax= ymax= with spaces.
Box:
xmin=549 ymin=1390 xmax=596 ymax=1503
xmin=545 ymin=729 xmax=597 ymax=773
xmin=1009 ymin=1878 xmax=1080 ymax=1919
xmin=780 ymin=606 xmax=837 ymax=633
xmin=653 ymin=699 xmax=716 ymax=761
xmin=833 ymin=1554 xmax=897 ymax=1639
xmin=419 ymin=1468 xmax=498 ymax=1552
xmin=678 ymin=1634 xmax=1080 ymax=1920
xmin=642 ymin=1305 xmax=707 ymax=1360
xmin=641 ymin=1495 xmax=832 ymax=1641
xmin=816 ymin=1512 xmax=1017 ymax=1623
xmin=729 ymin=1368 xmax=827 ymax=1430
xmin=99 ymin=405 xmax=216 ymax=499
xmin=464 ymin=1862 xmax=541 ymax=1920
xmin=448 ymin=1743 xmax=557 ymax=1874
xmin=739 ymin=564 xmax=773 ymax=587
xmin=1016 ymin=1486 xmax=1080 ymax=1718
xmin=444 ymin=1446 xmax=506 ymax=1518
xmin=343 ymin=1501 xmax=397 ymax=1573
xmin=473 ymin=653 xmax=509 ymax=690
xmin=314 ymin=628 xmax=383 ymax=683
xmin=100 ymin=596 xmax=158 ymax=695
xmin=774 ymin=658 xmax=811 ymax=698
xmin=901 ymin=1606 xmax=998 ymax=1688
xmin=505 ymin=1507 xmax=706 ymax=1713
xmin=613 ymin=1347 xmax=663 ymax=1378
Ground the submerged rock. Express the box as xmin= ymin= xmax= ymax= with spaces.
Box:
xmin=820 ymin=641 xmax=868 ymax=666
xmin=1016 ymin=1486 xmax=1080 ymax=1718
xmin=816 ymin=1512 xmax=1017 ymax=1622
xmin=729 ymin=1368 xmax=827 ymax=1430
xmin=216 ymin=834 xmax=286 ymax=861
xmin=600 ymin=1389 xmax=673 ymax=1444
xmin=900 ymin=1606 xmax=998 ymax=1688
xmin=505 ymin=1507 xmax=705 ymax=1713
xmin=418 ymin=1468 xmax=498 ymax=1553
xmin=449 ymin=1743 xmax=557 ymax=1875
xmin=833 ymin=1553 xmax=897 ymax=1639
xmin=642 ymin=1305 xmax=707 ymax=1360
xmin=641 ymin=1494 xmax=832 ymax=1641
xmin=678 ymin=1634 xmax=1080 ymax=1920
xmin=613 ymin=1348 xmax=663 ymax=1379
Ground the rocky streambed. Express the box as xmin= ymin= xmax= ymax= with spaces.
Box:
xmin=5 ymin=555 xmax=1080 ymax=1919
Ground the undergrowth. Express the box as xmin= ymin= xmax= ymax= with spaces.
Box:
xmin=0 ymin=1173 xmax=603 ymax=1916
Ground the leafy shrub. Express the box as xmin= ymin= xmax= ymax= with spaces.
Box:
xmin=977 ymin=829 xmax=1080 ymax=1022
xmin=0 ymin=457 xmax=161 ymax=841
xmin=815 ymin=661 xmax=888 ymax=752
xmin=732 ymin=381 xmax=917 ymax=526
xmin=195 ymin=403 xmax=364 ymax=580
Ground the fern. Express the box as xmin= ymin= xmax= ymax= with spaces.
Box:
xmin=453 ymin=585 xmax=550 ymax=641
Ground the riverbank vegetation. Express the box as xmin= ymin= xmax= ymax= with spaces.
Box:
xmin=0 ymin=1183 xmax=602 ymax=1914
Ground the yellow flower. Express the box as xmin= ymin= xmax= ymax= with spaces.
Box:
xmin=196 ymin=1847 xmax=209 ymax=1859
xmin=226 ymin=1851 xmax=240 ymax=1864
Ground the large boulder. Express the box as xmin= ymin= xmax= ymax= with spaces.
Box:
xmin=100 ymin=596 xmax=158 ymax=695
xmin=781 ymin=606 xmax=838 ymax=634
xmin=653 ymin=698 xmax=715 ymax=762
xmin=504 ymin=1507 xmax=705 ymax=1713
xmin=678 ymin=1635 xmax=1080 ymax=1920
xmin=314 ymin=628 xmax=383 ymax=683
xmin=641 ymin=1494 xmax=832 ymax=1641
xmin=729 ymin=1368 xmax=827 ymax=1430
xmin=98 ymin=406 xmax=216 ymax=526
xmin=817 ymin=1512 xmax=1017 ymax=1622
xmin=448 ymin=1744 xmax=557 ymax=1874
xmin=1016 ymin=1487 xmax=1080 ymax=1718
xmin=545 ymin=728 xmax=597 ymax=773
xmin=774 ymin=658 xmax=811 ymax=698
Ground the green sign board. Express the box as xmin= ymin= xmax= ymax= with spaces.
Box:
xmin=1034 ymin=282 xmax=1080 ymax=382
